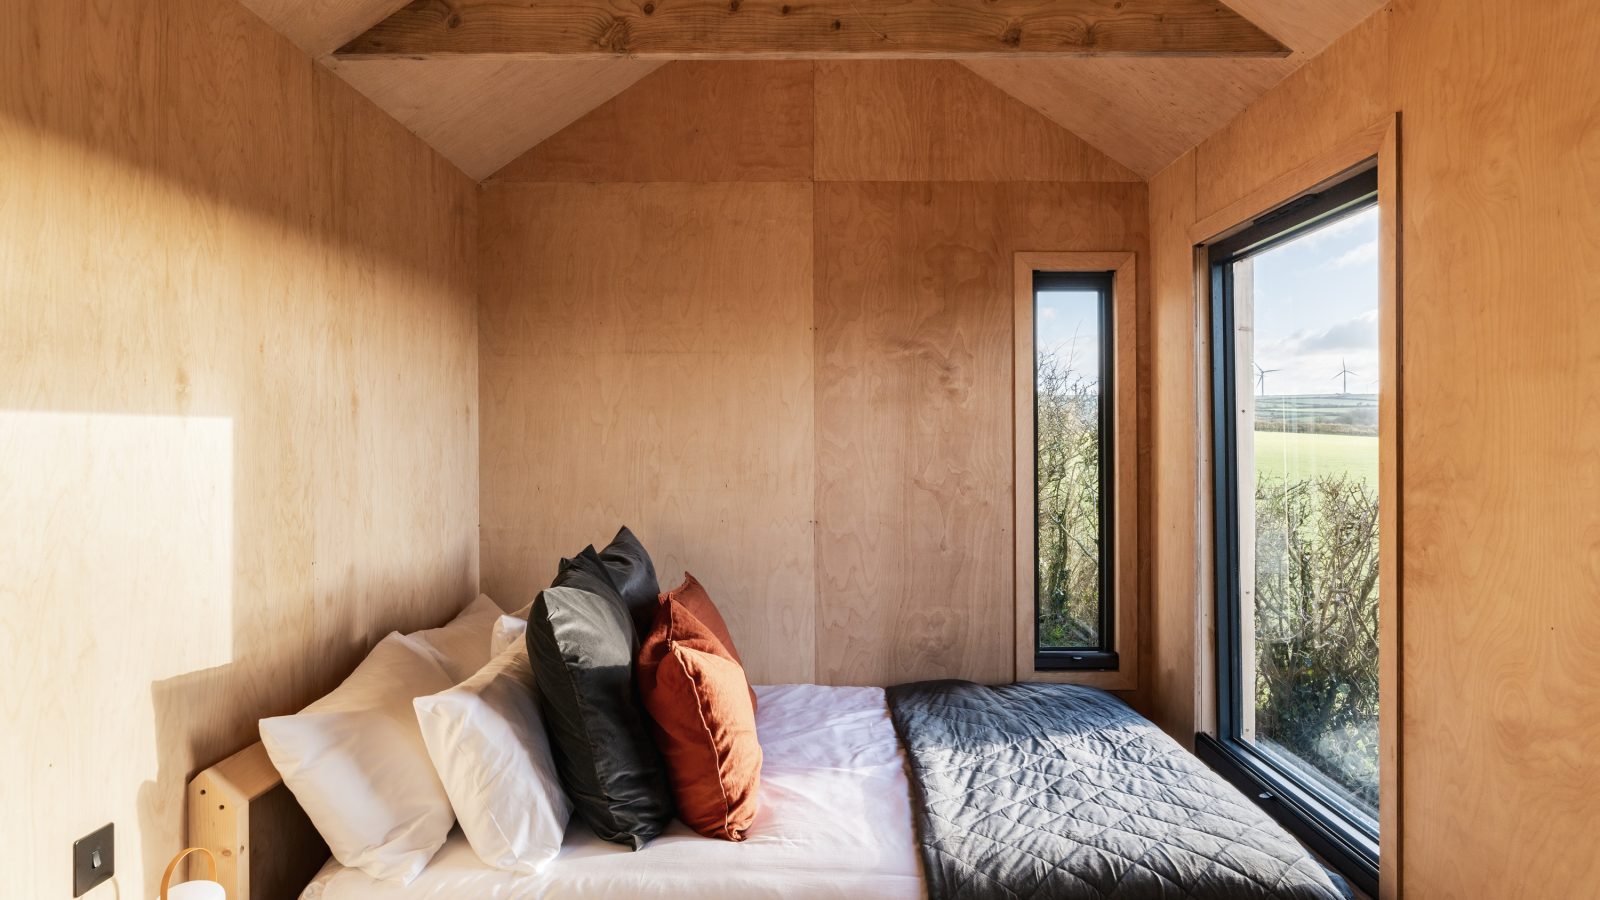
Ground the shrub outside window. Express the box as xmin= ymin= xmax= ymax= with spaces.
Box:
xmin=1031 ymin=272 xmax=1115 ymax=670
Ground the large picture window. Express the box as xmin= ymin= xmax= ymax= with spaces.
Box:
xmin=1031 ymin=272 xmax=1115 ymax=670
xmin=1204 ymin=166 xmax=1382 ymax=891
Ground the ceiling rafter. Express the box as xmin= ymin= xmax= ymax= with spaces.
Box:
xmin=334 ymin=0 xmax=1290 ymax=60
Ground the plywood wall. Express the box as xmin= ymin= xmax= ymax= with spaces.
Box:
xmin=1144 ymin=150 xmax=1205 ymax=745
xmin=0 ymin=0 xmax=480 ymax=896
xmin=480 ymin=60 xmax=1149 ymax=688
xmin=813 ymin=182 xmax=1147 ymax=685
xmin=478 ymin=180 xmax=818 ymax=684
xmin=1145 ymin=1 xmax=1600 ymax=894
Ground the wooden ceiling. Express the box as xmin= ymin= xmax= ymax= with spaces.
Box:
xmin=238 ymin=0 xmax=1387 ymax=180
xmin=964 ymin=0 xmax=1390 ymax=176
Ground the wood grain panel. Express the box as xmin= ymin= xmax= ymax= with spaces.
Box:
xmin=1144 ymin=151 xmax=1203 ymax=744
xmin=1189 ymin=118 xmax=1392 ymax=244
xmin=329 ymin=57 xmax=660 ymax=179
xmin=814 ymin=181 xmax=1147 ymax=686
xmin=235 ymin=0 xmax=410 ymax=55
xmin=1194 ymin=9 xmax=1391 ymax=219
xmin=0 ymin=0 xmax=479 ymax=896
xmin=338 ymin=0 xmax=1290 ymax=59
xmin=814 ymin=60 xmax=1139 ymax=182
xmin=1218 ymin=0 xmax=1388 ymax=57
xmin=1386 ymin=0 xmax=1600 ymax=894
xmin=477 ymin=182 xmax=816 ymax=685
xmin=1374 ymin=117 xmax=1402 ymax=900
xmin=492 ymin=62 xmax=814 ymax=182
xmin=964 ymin=58 xmax=1293 ymax=177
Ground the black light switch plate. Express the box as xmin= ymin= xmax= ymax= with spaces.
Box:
xmin=72 ymin=823 xmax=114 ymax=897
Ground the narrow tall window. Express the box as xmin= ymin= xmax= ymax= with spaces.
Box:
xmin=1207 ymin=167 xmax=1381 ymax=885
xmin=1032 ymin=272 xmax=1115 ymax=670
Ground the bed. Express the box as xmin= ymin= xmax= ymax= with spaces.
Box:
xmin=192 ymin=681 xmax=1348 ymax=900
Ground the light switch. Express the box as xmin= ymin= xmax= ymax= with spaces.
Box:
xmin=72 ymin=823 xmax=114 ymax=897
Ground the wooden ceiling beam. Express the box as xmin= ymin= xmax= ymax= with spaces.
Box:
xmin=335 ymin=0 xmax=1291 ymax=60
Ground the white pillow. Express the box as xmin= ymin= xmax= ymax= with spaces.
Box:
xmin=260 ymin=632 xmax=455 ymax=883
xmin=411 ymin=594 xmax=503 ymax=683
xmin=489 ymin=613 xmax=528 ymax=658
xmin=414 ymin=644 xmax=572 ymax=873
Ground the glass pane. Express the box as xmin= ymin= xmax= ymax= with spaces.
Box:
xmin=1232 ymin=205 xmax=1381 ymax=821
xmin=1036 ymin=288 xmax=1103 ymax=650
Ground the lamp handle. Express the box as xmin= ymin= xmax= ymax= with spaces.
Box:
xmin=160 ymin=847 xmax=219 ymax=899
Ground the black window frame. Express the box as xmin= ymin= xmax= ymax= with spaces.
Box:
xmin=1204 ymin=165 xmax=1381 ymax=897
xmin=1031 ymin=270 xmax=1118 ymax=672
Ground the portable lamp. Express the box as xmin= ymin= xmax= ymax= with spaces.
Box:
xmin=161 ymin=847 xmax=225 ymax=900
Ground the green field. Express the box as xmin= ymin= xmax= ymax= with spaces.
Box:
xmin=1256 ymin=393 xmax=1378 ymax=434
xmin=1253 ymin=430 xmax=1379 ymax=485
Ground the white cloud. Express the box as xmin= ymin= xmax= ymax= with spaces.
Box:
xmin=1298 ymin=205 xmax=1378 ymax=248
xmin=1326 ymin=238 xmax=1379 ymax=270
xmin=1289 ymin=309 xmax=1379 ymax=353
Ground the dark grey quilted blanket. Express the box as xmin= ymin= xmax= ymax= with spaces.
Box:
xmin=886 ymin=681 xmax=1350 ymax=900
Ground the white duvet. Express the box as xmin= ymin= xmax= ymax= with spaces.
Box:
xmin=302 ymin=684 xmax=924 ymax=900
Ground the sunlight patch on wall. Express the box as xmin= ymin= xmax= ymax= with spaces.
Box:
xmin=0 ymin=410 xmax=235 ymax=896
xmin=0 ymin=410 xmax=235 ymax=678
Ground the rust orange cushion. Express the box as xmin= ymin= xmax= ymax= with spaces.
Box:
xmin=637 ymin=597 xmax=762 ymax=841
xmin=659 ymin=572 xmax=756 ymax=711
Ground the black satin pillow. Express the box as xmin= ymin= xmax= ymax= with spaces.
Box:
xmin=596 ymin=526 xmax=661 ymax=636
xmin=554 ymin=545 xmax=630 ymax=638
xmin=527 ymin=551 xmax=672 ymax=849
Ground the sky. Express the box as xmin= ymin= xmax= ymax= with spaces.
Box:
xmin=1036 ymin=289 xmax=1101 ymax=386
xmin=1248 ymin=205 xmax=1381 ymax=396
xmin=1033 ymin=203 xmax=1379 ymax=398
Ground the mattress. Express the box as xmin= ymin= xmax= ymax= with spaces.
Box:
xmin=301 ymin=684 xmax=924 ymax=900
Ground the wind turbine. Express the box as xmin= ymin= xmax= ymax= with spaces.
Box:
xmin=1253 ymin=362 xmax=1281 ymax=396
xmin=1333 ymin=358 xmax=1358 ymax=394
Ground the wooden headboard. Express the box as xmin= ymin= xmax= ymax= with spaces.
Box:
xmin=188 ymin=742 xmax=328 ymax=900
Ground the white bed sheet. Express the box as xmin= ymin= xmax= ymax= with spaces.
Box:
xmin=302 ymin=684 xmax=924 ymax=900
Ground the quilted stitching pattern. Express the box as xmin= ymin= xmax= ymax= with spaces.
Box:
xmin=886 ymin=681 xmax=1350 ymax=900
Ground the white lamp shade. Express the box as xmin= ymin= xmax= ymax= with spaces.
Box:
xmin=167 ymin=880 xmax=225 ymax=900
